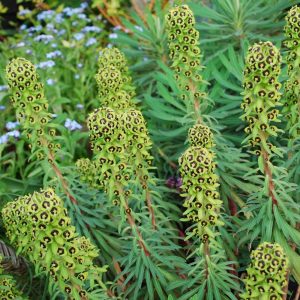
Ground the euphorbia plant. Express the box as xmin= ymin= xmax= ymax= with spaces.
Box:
xmin=240 ymin=242 xmax=288 ymax=300
xmin=2 ymin=188 xmax=107 ymax=299
xmin=0 ymin=254 xmax=27 ymax=299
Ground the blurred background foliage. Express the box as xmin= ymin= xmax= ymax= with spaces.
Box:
xmin=0 ymin=0 xmax=299 ymax=299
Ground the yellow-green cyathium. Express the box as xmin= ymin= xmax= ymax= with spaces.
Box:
xmin=95 ymin=47 xmax=135 ymax=109
xmin=165 ymin=5 xmax=206 ymax=104
xmin=0 ymin=254 xmax=27 ymax=300
xmin=241 ymin=42 xmax=282 ymax=155
xmin=179 ymin=124 xmax=223 ymax=242
xmin=283 ymin=5 xmax=300 ymax=141
xmin=240 ymin=242 xmax=288 ymax=300
xmin=1 ymin=188 xmax=107 ymax=299
xmin=5 ymin=57 xmax=59 ymax=161
xmin=77 ymin=47 xmax=154 ymax=200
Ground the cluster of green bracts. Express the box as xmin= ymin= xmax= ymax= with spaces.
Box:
xmin=241 ymin=242 xmax=288 ymax=300
xmin=165 ymin=5 xmax=205 ymax=103
xmin=283 ymin=5 xmax=300 ymax=141
xmin=0 ymin=254 xmax=27 ymax=300
xmin=241 ymin=41 xmax=282 ymax=156
xmin=166 ymin=5 xmax=222 ymax=243
xmin=77 ymin=47 xmax=153 ymax=206
xmin=240 ymin=16 xmax=297 ymax=299
xmin=179 ymin=124 xmax=223 ymax=242
xmin=5 ymin=58 xmax=59 ymax=161
xmin=1 ymin=188 xmax=107 ymax=300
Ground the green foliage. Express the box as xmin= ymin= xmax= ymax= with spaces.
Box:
xmin=0 ymin=1 xmax=300 ymax=299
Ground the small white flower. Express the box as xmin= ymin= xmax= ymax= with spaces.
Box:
xmin=74 ymin=74 xmax=80 ymax=79
xmin=0 ymin=85 xmax=8 ymax=92
xmin=37 ymin=10 xmax=55 ymax=21
xmin=80 ymin=2 xmax=88 ymax=9
xmin=34 ymin=34 xmax=54 ymax=44
xmin=76 ymin=104 xmax=84 ymax=109
xmin=6 ymin=121 xmax=19 ymax=130
xmin=46 ymin=23 xmax=55 ymax=31
xmin=74 ymin=32 xmax=85 ymax=41
xmin=16 ymin=42 xmax=25 ymax=48
xmin=7 ymin=130 xmax=20 ymax=138
xmin=109 ymin=33 xmax=118 ymax=39
xmin=82 ymin=26 xmax=101 ymax=33
xmin=20 ymin=24 xmax=27 ymax=31
xmin=113 ymin=25 xmax=121 ymax=31
xmin=47 ymin=79 xmax=55 ymax=85
xmin=0 ymin=130 xmax=20 ymax=145
xmin=77 ymin=63 xmax=83 ymax=68
xmin=58 ymin=29 xmax=66 ymax=36
xmin=36 ymin=60 xmax=55 ymax=69
xmin=26 ymin=49 xmax=32 ymax=55
xmin=55 ymin=13 xmax=63 ymax=24
xmin=77 ymin=13 xmax=87 ymax=20
xmin=46 ymin=50 xmax=62 ymax=59
xmin=0 ymin=134 xmax=8 ymax=145
xmin=0 ymin=105 xmax=5 ymax=111
xmin=64 ymin=118 xmax=82 ymax=131
xmin=28 ymin=25 xmax=42 ymax=33
xmin=85 ymin=37 xmax=97 ymax=47
xmin=19 ymin=9 xmax=31 ymax=16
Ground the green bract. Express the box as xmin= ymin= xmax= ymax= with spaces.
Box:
xmin=240 ymin=242 xmax=288 ymax=300
xmin=165 ymin=5 xmax=205 ymax=103
xmin=95 ymin=48 xmax=135 ymax=109
xmin=5 ymin=57 xmax=59 ymax=160
xmin=283 ymin=5 xmax=300 ymax=140
xmin=86 ymin=107 xmax=131 ymax=200
xmin=179 ymin=124 xmax=223 ymax=242
xmin=0 ymin=254 xmax=27 ymax=300
xmin=241 ymin=42 xmax=282 ymax=154
xmin=78 ymin=47 xmax=154 ymax=198
xmin=1 ymin=188 xmax=107 ymax=299
xmin=188 ymin=124 xmax=214 ymax=149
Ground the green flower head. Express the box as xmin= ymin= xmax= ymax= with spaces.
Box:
xmin=1 ymin=188 xmax=106 ymax=298
xmin=165 ymin=4 xmax=204 ymax=102
xmin=188 ymin=124 xmax=214 ymax=149
xmin=6 ymin=57 xmax=50 ymax=127
xmin=241 ymin=242 xmax=288 ymax=300
xmin=96 ymin=48 xmax=135 ymax=109
xmin=283 ymin=5 xmax=300 ymax=140
xmin=98 ymin=47 xmax=128 ymax=73
xmin=0 ymin=255 xmax=27 ymax=299
xmin=241 ymin=42 xmax=282 ymax=152
xmin=179 ymin=146 xmax=223 ymax=242
xmin=5 ymin=57 xmax=59 ymax=159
